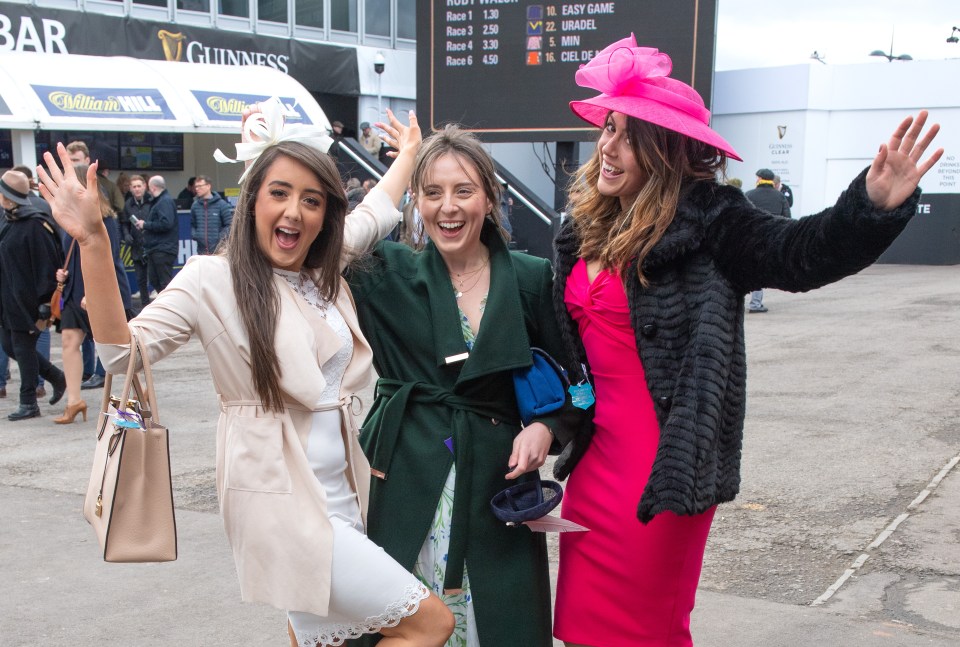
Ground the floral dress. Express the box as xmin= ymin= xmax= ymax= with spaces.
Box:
xmin=412 ymin=296 xmax=486 ymax=647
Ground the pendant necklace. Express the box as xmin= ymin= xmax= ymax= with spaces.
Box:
xmin=449 ymin=257 xmax=489 ymax=299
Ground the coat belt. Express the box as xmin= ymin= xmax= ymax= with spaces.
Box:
xmin=218 ymin=394 xmax=364 ymax=442
xmin=367 ymin=378 xmax=517 ymax=591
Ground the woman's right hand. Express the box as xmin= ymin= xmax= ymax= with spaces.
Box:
xmin=56 ymin=269 xmax=68 ymax=283
xmin=37 ymin=143 xmax=106 ymax=245
xmin=240 ymin=104 xmax=265 ymax=144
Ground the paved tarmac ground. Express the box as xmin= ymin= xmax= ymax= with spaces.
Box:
xmin=1 ymin=264 xmax=958 ymax=646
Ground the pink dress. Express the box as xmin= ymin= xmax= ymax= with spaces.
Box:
xmin=554 ymin=259 xmax=716 ymax=647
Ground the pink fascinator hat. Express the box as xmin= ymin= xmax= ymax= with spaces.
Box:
xmin=570 ymin=34 xmax=742 ymax=161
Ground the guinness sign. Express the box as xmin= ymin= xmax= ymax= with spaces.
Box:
xmin=157 ymin=29 xmax=186 ymax=62
xmin=0 ymin=2 xmax=360 ymax=95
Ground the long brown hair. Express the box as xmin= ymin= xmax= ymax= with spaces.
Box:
xmin=411 ymin=124 xmax=510 ymax=242
xmin=569 ymin=115 xmax=727 ymax=285
xmin=223 ymin=141 xmax=348 ymax=412
xmin=74 ymin=164 xmax=115 ymax=218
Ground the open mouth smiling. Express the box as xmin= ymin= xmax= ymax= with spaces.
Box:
xmin=275 ymin=226 xmax=301 ymax=249
xmin=602 ymin=161 xmax=624 ymax=178
xmin=438 ymin=221 xmax=465 ymax=233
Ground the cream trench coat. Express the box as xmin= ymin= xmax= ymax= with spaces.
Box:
xmin=98 ymin=189 xmax=400 ymax=617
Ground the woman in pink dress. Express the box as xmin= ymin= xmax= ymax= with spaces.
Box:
xmin=551 ymin=35 xmax=943 ymax=646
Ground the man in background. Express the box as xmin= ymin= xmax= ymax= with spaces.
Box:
xmin=345 ymin=177 xmax=366 ymax=211
xmin=744 ymin=168 xmax=791 ymax=313
xmin=176 ymin=177 xmax=197 ymax=210
xmin=775 ymin=174 xmax=795 ymax=209
xmin=136 ymin=176 xmax=179 ymax=294
xmin=190 ymin=175 xmax=233 ymax=254
xmin=65 ymin=141 xmax=125 ymax=215
xmin=358 ymin=122 xmax=382 ymax=157
xmin=122 ymin=175 xmax=152 ymax=305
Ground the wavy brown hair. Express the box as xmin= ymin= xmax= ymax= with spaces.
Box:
xmin=569 ymin=114 xmax=727 ymax=285
xmin=411 ymin=124 xmax=510 ymax=243
xmin=223 ymin=141 xmax=348 ymax=412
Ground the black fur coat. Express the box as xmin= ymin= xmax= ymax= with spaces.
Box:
xmin=553 ymin=169 xmax=919 ymax=523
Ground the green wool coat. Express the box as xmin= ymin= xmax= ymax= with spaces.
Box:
xmin=346 ymin=223 xmax=584 ymax=646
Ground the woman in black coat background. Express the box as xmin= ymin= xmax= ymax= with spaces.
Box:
xmin=0 ymin=169 xmax=66 ymax=420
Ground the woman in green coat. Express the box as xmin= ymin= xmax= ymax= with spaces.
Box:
xmin=348 ymin=126 xmax=586 ymax=646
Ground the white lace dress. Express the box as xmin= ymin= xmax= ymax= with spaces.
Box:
xmin=276 ymin=270 xmax=429 ymax=647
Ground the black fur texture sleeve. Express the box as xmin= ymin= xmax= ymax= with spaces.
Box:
xmin=707 ymin=168 xmax=920 ymax=294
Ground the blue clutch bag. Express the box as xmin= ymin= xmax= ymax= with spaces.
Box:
xmin=512 ymin=347 xmax=569 ymax=426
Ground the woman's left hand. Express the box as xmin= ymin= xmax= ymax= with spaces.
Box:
xmin=505 ymin=422 xmax=554 ymax=479
xmin=375 ymin=108 xmax=421 ymax=159
xmin=80 ymin=296 xmax=87 ymax=311
xmin=866 ymin=111 xmax=944 ymax=211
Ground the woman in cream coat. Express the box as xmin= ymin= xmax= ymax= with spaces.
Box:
xmin=37 ymin=109 xmax=454 ymax=647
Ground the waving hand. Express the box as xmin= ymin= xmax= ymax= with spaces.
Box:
xmin=866 ymin=111 xmax=943 ymax=211
xmin=36 ymin=142 xmax=105 ymax=243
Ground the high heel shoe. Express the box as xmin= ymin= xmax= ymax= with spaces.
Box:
xmin=54 ymin=401 xmax=88 ymax=424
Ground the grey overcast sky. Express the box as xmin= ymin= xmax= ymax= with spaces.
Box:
xmin=716 ymin=0 xmax=960 ymax=70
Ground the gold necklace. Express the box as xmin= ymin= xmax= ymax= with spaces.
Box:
xmin=449 ymin=258 xmax=488 ymax=280
xmin=448 ymin=256 xmax=489 ymax=298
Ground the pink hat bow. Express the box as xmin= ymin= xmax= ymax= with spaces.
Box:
xmin=575 ymin=35 xmax=672 ymax=98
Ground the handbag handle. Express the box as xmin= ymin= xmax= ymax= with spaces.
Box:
xmin=97 ymin=330 xmax=161 ymax=424
xmin=56 ymin=239 xmax=77 ymax=288
xmin=62 ymin=239 xmax=77 ymax=271
xmin=98 ymin=332 xmax=139 ymax=419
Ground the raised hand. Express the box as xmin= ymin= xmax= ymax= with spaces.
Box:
xmin=375 ymin=108 xmax=421 ymax=159
xmin=374 ymin=109 xmax=423 ymax=205
xmin=36 ymin=142 xmax=106 ymax=244
xmin=866 ymin=111 xmax=944 ymax=211
xmin=240 ymin=103 xmax=267 ymax=144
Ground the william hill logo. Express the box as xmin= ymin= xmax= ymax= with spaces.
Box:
xmin=205 ymin=96 xmax=251 ymax=117
xmin=48 ymin=91 xmax=163 ymax=114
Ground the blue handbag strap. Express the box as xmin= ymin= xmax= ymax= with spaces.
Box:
xmin=530 ymin=347 xmax=570 ymax=386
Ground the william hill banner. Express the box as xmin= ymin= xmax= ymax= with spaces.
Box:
xmin=191 ymin=92 xmax=312 ymax=124
xmin=34 ymin=86 xmax=176 ymax=120
xmin=0 ymin=1 xmax=359 ymax=96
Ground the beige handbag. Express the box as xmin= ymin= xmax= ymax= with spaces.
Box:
xmin=82 ymin=332 xmax=177 ymax=562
